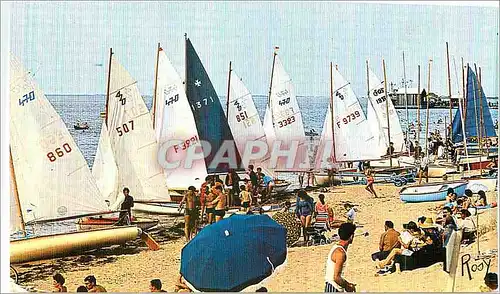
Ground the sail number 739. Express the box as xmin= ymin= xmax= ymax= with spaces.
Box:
xmin=116 ymin=120 xmax=135 ymax=136
xmin=336 ymin=111 xmax=360 ymax=128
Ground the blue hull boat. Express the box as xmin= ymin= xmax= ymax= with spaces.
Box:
xmin=399 ymin=181 xmax=468 ymax=203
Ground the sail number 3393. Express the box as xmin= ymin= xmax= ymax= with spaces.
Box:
xmin=47 ymin=143 xmax=72 ymax=162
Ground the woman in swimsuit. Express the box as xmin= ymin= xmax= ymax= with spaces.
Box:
xmin=295 ymin=190 xmax=313 ymax=242
xmin=365 ymin=168 xmax=377 ymax=198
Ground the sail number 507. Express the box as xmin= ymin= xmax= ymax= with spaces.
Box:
xmin=47 ymin=143 xmax=72 ymax=162
xmin=116 ymin=120 xmax=135 ymax=136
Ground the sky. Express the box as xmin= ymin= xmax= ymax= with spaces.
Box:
xmin=8 ymin=1 xmax=499 ymax=97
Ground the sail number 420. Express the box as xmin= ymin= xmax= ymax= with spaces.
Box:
xmin=47 ymin=143 xmax=72 ymax=162
xmin=116 ymin=120 xmax=135 ymax=136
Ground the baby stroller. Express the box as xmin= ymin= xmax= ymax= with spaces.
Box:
xmin=306 ymin=213 xmax=331 ymax=246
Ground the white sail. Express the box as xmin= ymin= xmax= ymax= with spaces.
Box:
xmin=314 ymin=104 xmax=334 ymax=169
xmin=154 ymin=48 xmax=207 ymax=189
xmin=9 ymin=55 xmax=108 ymax=223
xmin=268 ymin=55 xmax=310 ymax=170
xmin=91 ymin=122 xmax=119 ymax=204
xmin=106 ymin=55 xmax=171 ymax=202
xmin=228 ymin=70 xmax=272 ymax=172
xmin=367 ymin=69 xmax=405 ymax=153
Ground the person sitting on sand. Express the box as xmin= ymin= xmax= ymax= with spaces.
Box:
xmin=84 ymin=275 xmax=106 ymax=292
xmin=457 ymin=209 xmax=476 ymax=243
xmin=344 ymin=203 xmax=356 ymax=224
xmin=211 ymin=185 xmax=227 ymax=222
xmin=52 ymin=273 xmax=67 ymax=292
xmin=175 ymin=274 xmax=191 ymax=292
xmin=440 ymin=207 xmax=458 ymax=247
xmin=475 ymin=190 xmax=488 ymax=207
xmin=149 ymin=279 xmax=167 ymax=292
xmin=239 ymin=185 xmax=252 ymax=213
xmin=180 ymin=186 xmax=199 ymax=242
xmin=76 ymin=286 xmax=88 ymax=292
xmin=480 ymin=272 xmax=498 ymax=292
xmin=377 ymin=221 xmax=427 ymax=269
xmin=371 ymin=221 xmax=401 ymax=262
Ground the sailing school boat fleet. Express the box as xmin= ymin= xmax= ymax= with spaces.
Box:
xmin=9 ymin=39 xmax=498 ymax=260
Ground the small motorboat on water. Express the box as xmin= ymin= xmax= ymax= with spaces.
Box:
xmin=74 ymin=122 xmax=89 ymax=130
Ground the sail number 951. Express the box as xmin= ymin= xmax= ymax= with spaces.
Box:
xmin=336 ymin=111 xmax=360 ymax=128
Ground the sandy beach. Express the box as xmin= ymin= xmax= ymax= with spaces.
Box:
xmin=13 ymin=183 xmax=498 ymax=292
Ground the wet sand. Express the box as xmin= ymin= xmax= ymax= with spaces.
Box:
xmin=12 ymin=183 xmax=498 ymax=292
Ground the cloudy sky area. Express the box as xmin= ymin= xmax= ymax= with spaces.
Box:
xmin=9 ymin=1 xmax=499 ymax=97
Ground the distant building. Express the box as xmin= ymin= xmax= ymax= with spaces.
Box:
xmin=390 ymin=87 xmax=420 ymax=106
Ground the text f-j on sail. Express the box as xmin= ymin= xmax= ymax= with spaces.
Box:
xmin=185 ymin=38 xmax=242 ymax=174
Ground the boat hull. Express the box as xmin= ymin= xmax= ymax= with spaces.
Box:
xmin=464 ymin=177 xmax=498 ymax=192
xmin=133 ymin=202 xmax=184 ymax=216
xmin=10 ymin=226 xmax=141 ymax=264
xmin=399 ymin=181 xmax=468 ymax=203
xmin=77 ymin=217 xmax=159 ymax=231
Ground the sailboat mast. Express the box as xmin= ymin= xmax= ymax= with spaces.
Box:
xmin=382 ymin=59 xmax=392 ymax=167
xmin=184 ymin=33 xmax=188 ymax=93
xmin=417 ymin=65 xmax=421 ymax=144
xmin=425 ymin=59 xmax=432 ymax=159
xmin=479 ymin=66 xmax=489 ymax=156
xmin=226 ymin=61 xmax=232 ymax=119
xmin=152 ymin=42 xmax=161 ymax=129
xmin=330 ymin=62 xmax=336 ymax=163
xmin=446 ymin=42 xmax=453 ymax=141
xmin=474 ymin=64 xmax=484 ymax=175
xmin=10 ymin=147 xmax=26 ymax=237
xmin=461 ymin=58 xmax=470 ymax=171
xmin=105 ymin=48 xmax=113 ymax=127
xmin=402 ymin=51 xmax=409 ymax=156
xmin=267 ymin=47 xmax=278 ymax=121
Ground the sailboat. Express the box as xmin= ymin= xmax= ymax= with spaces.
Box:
xmin=366 ymin=67 xmax=406 ymax=158
xmin=263 ymin=48 xmax=310 ymax=171
xmin=152 ymin=44 xmax=208 ymax=193
xmin=92 ymin=49 xmax=182 ymax=215
xmin=314 ymin=64 xmax=385 ymax=185
xmin=9 ymin=55 xmax=141 ymax=264
xmin=226 ymin=65 xmax=291 ymax=192
xmin=185 ymin=37 xmax=242 ymax=174
xmin=452 ymin=65 xmax=497 ymax=171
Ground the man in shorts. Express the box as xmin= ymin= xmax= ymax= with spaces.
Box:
xmin=180 ymin=186 xmax=199 ymax=242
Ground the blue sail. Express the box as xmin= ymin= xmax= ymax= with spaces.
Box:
xmin=451 ymin=66 xmax=496 ymax=143
xmin=185 ymin=38 xmax=242 ymax=173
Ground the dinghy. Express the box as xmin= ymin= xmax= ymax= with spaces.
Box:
xmin=92 ymin=49 xmax=181 ymax=215
xmin=9 ymin=55 xmax=142 ymax=264
xmin=399 ymin=181 xmax=468 ymax=203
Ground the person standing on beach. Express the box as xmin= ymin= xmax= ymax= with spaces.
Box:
xmin=200 ymin=176 xmax=213 ymax=223
xmin=211 ymin=185 xmax=227 ymax=222
xmin=364 ymin=169 xmax=377 ymax=198
xmin=180 ymin=186 xmax=199 ymax=242
xmin=52 ymin=273 xmax=67 ymax=292
xmin=83 ymin=276 xmax=106 ymax=292
xmin=325 ymin=222 xmax=357 ymax=292
xmin=295 ymin=190 xmax=314 ymax=242
xmin=204 ymin=187 xmax=216 ymax=224
xmin=418 ymin=155 xmax=429 ymax=185
xmin=239 ymin=185 xmax=252 ymax=213
xmin=117 ymin=188 xmax=134 ymax=225
xmin=248 ymin=164 xmax=258 ymax=197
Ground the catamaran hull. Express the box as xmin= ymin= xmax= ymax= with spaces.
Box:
xmin=77 ymin=217 xmax=159 ymax=231
xmin=399 ymin=181 xmax=468 ymax=203
xmin=133 ymin=202 xmax=184 ymax=216
xmin=10 ymin=226 xmax=141 ymax=264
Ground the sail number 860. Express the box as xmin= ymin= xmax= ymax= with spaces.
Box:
xmin=47 ymin=143 xmax=72 ymax=162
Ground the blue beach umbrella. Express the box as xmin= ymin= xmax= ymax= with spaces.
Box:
xmin=180 ymin=214 xmax=287 ymax=292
